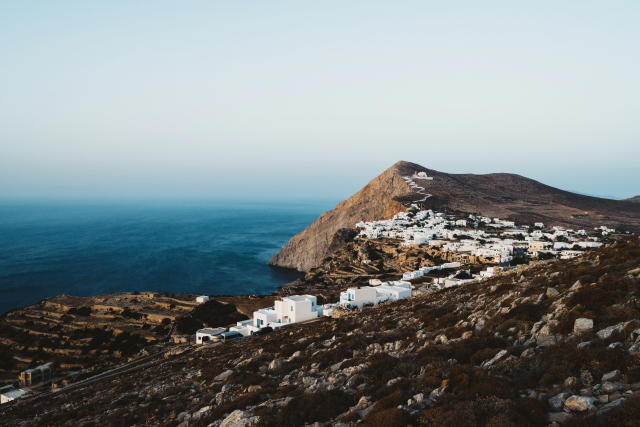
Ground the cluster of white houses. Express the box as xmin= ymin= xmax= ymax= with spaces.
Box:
xmin=195 ymin=280 xmax=413 ymax=343
xmin=354 ymin=207 xmax=612 ymax=290
xmin=357 ymin=207 xmax=607 ymax=264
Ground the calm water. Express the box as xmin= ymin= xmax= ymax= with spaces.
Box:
xmin=0 ymin=199 xmax=333 ymax=314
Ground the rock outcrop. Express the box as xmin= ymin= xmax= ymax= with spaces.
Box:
xmin=270 ymin=161 xmax=412 ymax=271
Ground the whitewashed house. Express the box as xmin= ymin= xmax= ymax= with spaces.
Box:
xmin=195 ymin=295 xmax=209 ymax=304
xmin=196 ymin=327 xmax=225 ymax=344
xmin=252 ymin=295 xmax=321 ymax=330
xmin=228 ymin=319 xmax=254 ymax=337
xmin=375 ymin=281 xmax=412 ymax=302
xmin=340 ymin=287 xmax=377 ymax=308
xmin=274 ymin=295 xmax=319 ymax=324
xmin=340 ymin=281 xmax=412 ymax=308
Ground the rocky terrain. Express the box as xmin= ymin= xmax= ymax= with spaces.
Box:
xmin=271 ymin=161 xmax=640 ymax=272
xmin=3 ymin=237 xmax=640 ymax=426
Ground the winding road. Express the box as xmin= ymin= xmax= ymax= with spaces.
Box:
xmin=403 ymin=173 xmax=433 ymax=202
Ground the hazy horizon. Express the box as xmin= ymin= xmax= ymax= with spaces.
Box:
xmin=2 ymin=1 xmax=639 ymax=200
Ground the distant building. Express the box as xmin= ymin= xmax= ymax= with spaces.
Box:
xmin=195 ymin=327 xmax=225 ymax=344
xmin=339 ymin=281 xmax=412 ymax=308
xmin=195 ymin=295 xmax=209 ymax=304
xmin=252 ymin=295 xmax=323 ymax=331
xmin=19 ymin=362 xmax=53 ymax=386
xmin=0 ymin=386 xmax=29 ymax=404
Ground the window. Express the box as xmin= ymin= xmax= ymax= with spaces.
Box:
xmin=290 ymin=305 xmax=293 ymax=312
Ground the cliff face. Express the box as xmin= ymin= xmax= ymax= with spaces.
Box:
xmin=269 ymin=161 xmax=411 ymax=272
xmin=272 ymin=160 xmax=640 ymax=272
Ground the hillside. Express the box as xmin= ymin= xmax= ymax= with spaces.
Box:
xmin=3 ymin=238 xmax=640 ymax=426
xmin=269 ymin=164 xmax=409 ymax=272
xmin=0 ymin=293 xmax=266 ymax=386
xmin=626 ymin=196 xmax=640 ymax=203
xmin=271 ymin=161 xmax=640 ymax=272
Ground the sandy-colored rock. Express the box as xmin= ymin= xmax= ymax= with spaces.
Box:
xmin=573 ymin=318 xmax=593 ymax=334
xmin=564 ymin=395 xmax=596 ymax=412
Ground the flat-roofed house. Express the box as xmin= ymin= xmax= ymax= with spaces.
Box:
xmin=340 ymin=287 xmax=377 ymax=308
xmin=196 ymin=327 xmax=225 ymax=344
xmin=274 ymin=295 xmax=319 ymax=325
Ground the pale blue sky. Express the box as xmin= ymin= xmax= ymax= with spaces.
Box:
xmin=1 ymin=1 xmax=639 ymax=200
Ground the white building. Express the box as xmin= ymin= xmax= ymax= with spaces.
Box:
xmin=196 ymin=327 xmax=225 ymax=344
xmin=252 ymin=295 xmax=321 ymax=329
xmin=0 ymin=387 xmax=29 ymax=404
xmin=340 ymin=287 xmax=378 ymax=308
xmin=274 ymin=295 xmax=319 ymax=325
xmin=340 ymin=281 xmax=412 ymax=308
xmin=375 ymin=281 xmax=412 ymax=302
xmin=195 ymin=295 xmax=209 ymax=304
xmin=228 ymin=319 xmax=254 ymax=337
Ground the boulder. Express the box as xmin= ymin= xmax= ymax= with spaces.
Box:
xmin=220 ymin=409 xmax=260 ymax=427
xmin=434 ymin=334 xmax=448 ymax=344
xmin=548 ymin=392 xmax=570 ymax=411
xmin=546 ymin=287 xmax=560 ymax=298
xmin=596 ymin=398 xmax=624 ymax=415
xmin=564 ymin=395 xmax=597 ymax=412
xmin=481 ymin=349 xmax=508 ymax=368
xmin=601 ymin=382 xmax=622 ymax=394
xmin=214 ymin=369 xmax=234 ymax=382
xmin=268 ymin=359 xmax=283 ymax=371
xmin=573 ymin=318 xmax=593 ymax=334
xmin=289 ymin=350 xmax=302 ymax=361
xmin=602 ymin=370 xmax=621 ymax=382
xmin=570 ymin=280 xmax=582 ymax=291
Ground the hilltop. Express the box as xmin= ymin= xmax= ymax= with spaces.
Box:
xmin=3 ymin=237 xmax=640 ymax=426
xmin=271 ymin=161 xmax=640 ymax=272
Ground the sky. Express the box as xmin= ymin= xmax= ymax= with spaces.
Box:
xmin=1 ymin=1 xmax=639 ymax=201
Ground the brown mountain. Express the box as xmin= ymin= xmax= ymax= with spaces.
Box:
xmin=271 ymin=160 xmax=640 ymax=272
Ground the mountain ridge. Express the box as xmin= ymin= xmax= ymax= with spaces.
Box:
xmin=271 ymin=161 xmax=640 ymax=272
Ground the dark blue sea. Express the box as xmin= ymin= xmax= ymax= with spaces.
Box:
xmin=0 ymin=199 xmax=333 ymax=315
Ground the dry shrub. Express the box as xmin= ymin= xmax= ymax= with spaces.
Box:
xmin=274 ymin=390 xmax=354 ymax=426
xmin=448 ymin=365 xmax=515 ymax=400
xmin=538 ymin=343 xmax=629 ymax=386
xmin=363 ymin=408 xmax=414 ymax=427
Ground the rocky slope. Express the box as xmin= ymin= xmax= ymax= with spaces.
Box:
xmin=3 ymin=237 xmax=640 ymax=426
xmin=272 ymin=161 xmax=640 ymax=272
xmin=270 ymin=162 xmax=411 ymax=272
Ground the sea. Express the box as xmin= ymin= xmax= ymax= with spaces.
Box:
xmin=0 ymin=199 xmax=334 ymax=315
